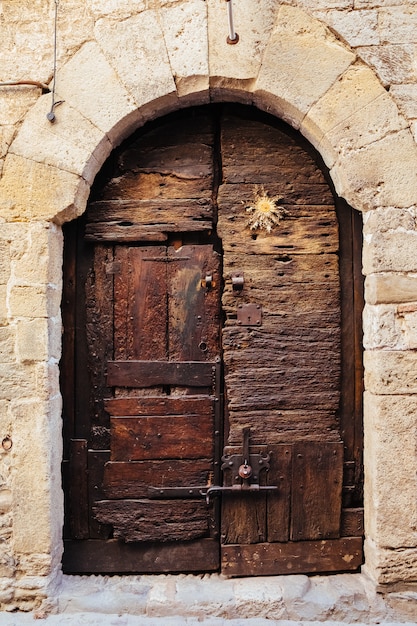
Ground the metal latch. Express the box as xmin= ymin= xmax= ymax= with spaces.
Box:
xmin=147 ymin=427 xmax=277 ymax=504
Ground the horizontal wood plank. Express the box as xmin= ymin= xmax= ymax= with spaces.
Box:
xmin=103 ymin=459 xmax=213 ymax=498
xmin=93 ymin=499 xmax=211 ymax=542
xmin=63 ymin=538 xmax=219 ymax=573
xmin=110 ymin=414 xmax=214 ymax=461
xmin=221 ymin=537 xmax=363 ymax=576
xmin=104 ymin=395 xmax=213 ymax=416
xmin=107 ymin=360 xmax=217 ymax=388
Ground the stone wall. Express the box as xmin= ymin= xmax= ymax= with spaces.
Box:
xmin=0 ymin=0 xmax=417 ymax=612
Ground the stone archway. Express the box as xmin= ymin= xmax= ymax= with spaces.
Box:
xmin=0 ymin=3 xmax=417 ymax=607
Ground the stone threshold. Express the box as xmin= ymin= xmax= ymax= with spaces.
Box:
xmin=27 ymin=573 xmax=412 ymax=624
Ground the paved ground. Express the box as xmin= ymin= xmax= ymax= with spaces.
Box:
xmin=0 ymin=617 xmax=415 ymax=626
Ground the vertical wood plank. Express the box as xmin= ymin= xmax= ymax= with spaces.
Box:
xmin=168 ymin=245 xmax=221 ymax=362
xmin=61 ymin=221 xmax=77 ymax=458
xmin=69 ymin=439 xmax=89 ymax=539
xmin=267 ymin=444 xmax=292 ymax=542
xmin=291 ymin=441 xmax=343 ymax=541
xmin=114 ymin=246 xmax=168 ymax=361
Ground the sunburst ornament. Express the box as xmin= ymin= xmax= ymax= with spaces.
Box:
xmin=246 ymin=186 xmax=288 ymax=233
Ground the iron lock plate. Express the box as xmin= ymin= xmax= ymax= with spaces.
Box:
xmin=237 ymin=303 xmax=262 ymax=326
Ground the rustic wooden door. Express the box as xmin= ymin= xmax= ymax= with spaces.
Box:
xmin=62 ymin=106 xmax=363 ymax=575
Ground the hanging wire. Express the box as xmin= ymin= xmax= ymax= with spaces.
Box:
xmin=226 ymin=0 xmax=239 ymax=45
xmin=0 ymin=80 xmax=50 ymax=91
xmin=47 ymin=0 xmax=63 ymax=122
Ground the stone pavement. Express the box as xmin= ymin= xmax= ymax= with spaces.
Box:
xmin=0 ymin=617 xmax=415 ymax=626
xmin=1 ymin=573 xmax=416 ymax=625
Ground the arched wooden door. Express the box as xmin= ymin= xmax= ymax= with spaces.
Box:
xmin=61 ymin=106 xmax=364 ymax=575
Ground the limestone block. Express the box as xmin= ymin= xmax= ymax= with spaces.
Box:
xmin=94 ymin=11 xmax=176 ymax=109
xmin=254 ymin=6 xmax=355 ymax=128
xmin=364 ymin=350 xmax=417 ymax=394
xmin=9 ymin=96 xmax=112 ymax=185
xmin=363 ymin=304 xmax=403 ymax=350
xmin=366 ymin=273 xmax=417 ymax=305
xmin=314 ymin=9 xmax=379 ymax=46
xmin=0 ymin=326 xmax=15 ymax=363
xmin=301 ymin=64 xmax=407 ymax=168
xmin=397 ymin=303 xmax=417 ymax=350
xmin=363 ymin=231 xmax=417 ymax=274
xmin=87 ymin=0 xmax=147 ymax=19
xmin=0 ymin=363 xmax=37 ymax=400
xmin=11 ymin=223 xmax=63 ymax=287
xmin=0 ymin=89 xmax=41 ymax=126
xmin=174 ymin=575 xmax=235 ymax=617
xmin=379 ymin=7 xmax=417 ymax=44
xmin=35 ymin=362 xmax=60 ymax=402
xmin=9 ymin=284 xmax=61 ymax=319
xmin=364 ymin=391 xmax=417 ymax=549
xmin=233 ymin=577 xmax=285 ymax=619
xmin=54 ymin=42 xmax=139 ymax=144
xmin=16 ymin=319 xmax=51 ymax=363
xmin=207 ymin=0 xmax=279 ymax=87
xmin=0 ymin=154 xmax=90 ymax=223
xmin=356 ymin=44 xmax=417 ymax=86
xmin=363 ymin=207 xmax=417 ymax=236
xmin=10 ymin=401 xmax=56 ymax=554
xmin=390 ymin=84 xmax=417 ymax=119
xmin=0 ymin=13 xmax=51 ymax=88
xmin=330 ymin=130 xmax=417 ymax=211
xmin=365 ymin=539 xmax=417 ymax=586
xmin=159 ymin=0 xmax=209 ymax=98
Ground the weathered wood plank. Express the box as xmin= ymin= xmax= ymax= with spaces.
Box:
xmin=87 ymin=450 xmax=112 ymax=539
xmin=218 ymin=215 xmax=339 ymax=255
xmin=104 ymin=395 xmax=214 ymax=416
xmin=218 ymin=183 xmax=334 ymax=205
xmin=168 ymin=245 xmax=221 ymax=363
xmin=93 ymin=499 xmax=211 ymax=542
xmin=291 ymin=442 xmax=344 ymax=541
xmin=226 ymin=411 xmax=340 ymax=445
xmin=85 ymin=245 xmax=114 ymax=434
xmin=63 ymin=538 xmax=220 ymax=574
xmin=223 ymin=252 xmax=339 ymax=286
xmin=103 ymin=459 xmax=213 ymax=498
xmin=114 ymin=246 xmax=167 ymax=361
xmin=110 ymin=414 xmax=214 ymax=461
xmin=107 ymin=360 xmax=216 ymax=388
xmin=85 ymin=199 xmax=214 ymax=241
xmin=221 ymin=537 xmax=363 ymax=576
xmin=267 ymin=444 xmax=292 ymax=542
xmin=68 ymin=439 xmax=89 ymax=539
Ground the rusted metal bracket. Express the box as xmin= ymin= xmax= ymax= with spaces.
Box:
xmin=231 ymin=271 xmax=244 ymax=293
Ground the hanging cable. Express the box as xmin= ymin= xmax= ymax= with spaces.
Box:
xmin=0 ymin=80 xmax=50 ymax=91
xmin=226 ymin=0 xmax=239 ymax=45
xmin=47 ymin=0 xmax=62 ymax=122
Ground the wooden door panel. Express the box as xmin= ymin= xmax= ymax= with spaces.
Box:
xmin=109 ymin=414 xmax=214 ymax=461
